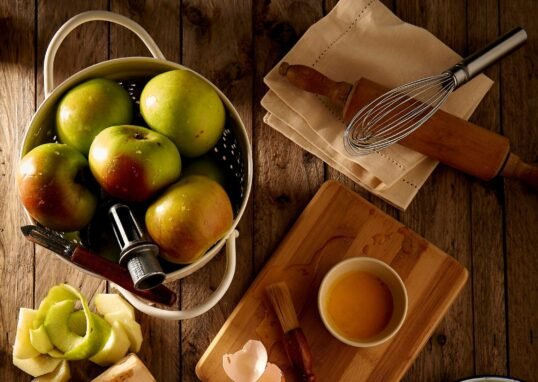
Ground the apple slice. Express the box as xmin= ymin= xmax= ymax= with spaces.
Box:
xmin=44 ymin=288 xmax=109 ymax=360
xmin=33 ymin=285 xmax=78 ymax=329
xmin=13 ymin=308 xmax=40 ymax=359
xmin=92 ymin=354 xmax=156 ymax=382
xmin=67 ymin=310 xmax=87 ymax=336
xmin=47 ymin=349 xmax=65 ymax=359
xmin=104 ymin=312 xmax=143 ymax=352
xmin=44 ymin=300 xmax=80 ymax=353
xmin=29 ymin=325 xmax=54 ymax=354
xmin=12 ymin=355 xmax=62 ymax=378
xmin=32 ymin=360 xmax=70 ymax=382
xmin=94 ymin=294 xmax=135 ymax=320
xmin=90 ymin=320 xmax=130 ymax=366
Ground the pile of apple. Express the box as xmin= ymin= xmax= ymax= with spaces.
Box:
xmin=13 ymin=284 xmax=143 ymax=380
xmin=18 ymin=70 xmax=234 ymax=264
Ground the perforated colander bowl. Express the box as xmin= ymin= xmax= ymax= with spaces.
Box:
xmin=20 ymin=11 xmax=252 ymax=320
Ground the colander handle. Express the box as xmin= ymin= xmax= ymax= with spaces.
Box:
xmin=112 ymin=230 xmax=239 ymax=320
xmin=44 ymin=10 xmax=166 ymax=96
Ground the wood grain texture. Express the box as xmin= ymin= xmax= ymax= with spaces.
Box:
xmin=500 ymin=0 xmax=538 ymax=380
xmin=0 ymin=0 xmax=36 ymax=380
xmin=196 ymin=181 xmax=468 ymax=382
xmin=180 ymin=1 xmax=254 ymax=381
xmin=395 ymin=1 xmax=475 ymax=381
xmin=253 ymin=0 xmax=325 ymax=273
xmin=109 ymin=2 xmax=182 ymax=381
xmin=467 ymin=0 xmax=508 ymax=375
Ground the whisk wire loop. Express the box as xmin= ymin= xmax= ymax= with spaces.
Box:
xmin=344 ymin=27 xmax=527 ymax=156
xmin=345 ymin=72 xmax=455 ymax=154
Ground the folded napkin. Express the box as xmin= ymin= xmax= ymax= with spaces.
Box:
xmin=261 ymin=0 xmax=493 ymax=209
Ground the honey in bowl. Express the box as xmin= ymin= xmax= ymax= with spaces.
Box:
xmin=326 ymin=270 xmax=394 ymax=340
xmin=318 ymin=257 xmax=408 ymax=347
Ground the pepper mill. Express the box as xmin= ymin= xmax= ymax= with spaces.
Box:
xmin=109 ymin=203 xmax=165 ymax=290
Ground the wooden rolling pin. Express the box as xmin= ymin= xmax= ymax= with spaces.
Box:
xmin=279 ymin=63 xmax=538 ymax=190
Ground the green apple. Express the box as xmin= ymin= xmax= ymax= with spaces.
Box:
xmin=89 ymin=321 xmax=130 ymax=366
xmin=13 ymin=308 xmax=40 ymax=359
xmin=29 ymin=325 xmax=54 ymax=354
xmin=140 ymin=69 xmax=225 ymax=157
xmin=33 ymin=360 xmax=70 ymax=382
xmin=94 ymin=294 xmax=135 ymax=320
xmin=104 ymin=312 xmax=143 ymax=353
xmin=88 ymin=125 xmax=181 ymax=202
xmin=18 ymin=143 xmax=98 ymax=232
xmin=145 ymin=175 xmax=233 ymax=264
xmin=56 ymin=78 xmax=133 ymax=155
xmin=182 ymin=155 xmax=227 ymax=187
xmin=12 ymin=355 xmax=62 ymax=378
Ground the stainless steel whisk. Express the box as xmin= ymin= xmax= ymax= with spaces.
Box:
xmin=344 ymin=27 xmax=527 ymax=155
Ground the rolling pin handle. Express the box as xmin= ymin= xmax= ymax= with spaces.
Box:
xmin=278 ymin=62 xmax=352 ymax=108
xmin=501 ymin=153 xmax=538 ymax=190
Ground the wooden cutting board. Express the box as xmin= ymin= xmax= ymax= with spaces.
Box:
xmin=196 ymin=181 xmax=468 ymax=381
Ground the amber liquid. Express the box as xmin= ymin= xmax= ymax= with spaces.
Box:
xmin=326 ymin=271 xmax=394 ymax=340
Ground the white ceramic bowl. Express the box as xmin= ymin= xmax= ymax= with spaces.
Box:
xmin=20 ymin=11 xmax=253 ymax=320
xmin=318 ymin=257 xmax=408 ymax=347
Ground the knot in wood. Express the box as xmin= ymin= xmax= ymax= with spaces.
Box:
xmin=268 ymin=22 xmax=297 ymax=50
xmin=183 ymin=4 xmax=210 ymax=29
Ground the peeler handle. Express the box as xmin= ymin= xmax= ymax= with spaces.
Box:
xmin=451 ymin=27 xmax=527 ymax=88
xmin=44 ymin=10 xmax=165 ymax=96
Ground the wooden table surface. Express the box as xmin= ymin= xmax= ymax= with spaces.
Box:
xmin=0 ymin=1 xmax=536 ymax=381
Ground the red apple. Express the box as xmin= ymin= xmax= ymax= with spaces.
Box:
xmin=18 ymin=143 xmax=97 ymax=232
xmin=145 ymin=175 xmax=233 ymax=264
xmin=88 ymin=125 xmax=181 ymax=202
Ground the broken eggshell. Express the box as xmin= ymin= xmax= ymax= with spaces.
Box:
xmin=222 ymin=340 xmax=283 ymax=382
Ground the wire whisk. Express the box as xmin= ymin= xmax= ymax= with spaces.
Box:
xmin=344 ymin=27 xmax=527 ymax=155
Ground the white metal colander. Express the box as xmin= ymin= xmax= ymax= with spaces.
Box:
xmin=20 ymin=11 xmax=253 ymax=320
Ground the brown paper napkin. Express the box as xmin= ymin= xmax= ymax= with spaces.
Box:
xmin=261 ymin=0 xmax=493 ymax=210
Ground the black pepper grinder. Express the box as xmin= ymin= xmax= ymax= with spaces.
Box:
xmin=109 ymin=203 xmax=165 ymax=290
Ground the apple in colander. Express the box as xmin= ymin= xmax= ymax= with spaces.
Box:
xmin=56 ymin=78 xmax=133 ymax=155
xmin=17 ymin=143 xmax=98 ymax=232
xmin=88 ymin=125 xmax=182 ymax=203
xmin=140 ymin=69 xmax=225 ymax=158
xmin=145 ymin=175 xmax=233 ymax=264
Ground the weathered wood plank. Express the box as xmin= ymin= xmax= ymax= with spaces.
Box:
xmin=323 ymin=0 xmax=398 ymax=220
xmin=35 ymin=1 xmax=108 ymax=379
xmin=109 ymin=1 xmax=182 ymax=381
xmin=500 ymin=0 xmax=538 ymax=380
xmin=253 ymin=0 xmax=325 ymax=273
xmin=0 ymin=0 xmax=36 ymax=380
xmin=395 ymin=1 xmax=475 ymax=380
xmin=467 ymin=0 xmax=508 ymax=375
xmin=180 ymin=1 xmax=254 ymax=381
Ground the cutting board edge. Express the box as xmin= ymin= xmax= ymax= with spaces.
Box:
xmin=393 ymin=263 xmax=469 ymax=380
